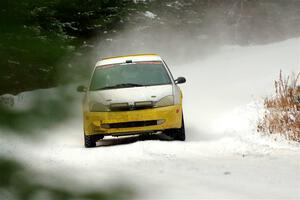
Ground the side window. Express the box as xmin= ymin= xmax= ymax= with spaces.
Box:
xmin=162 ymin=60 xmax=175 ymax=81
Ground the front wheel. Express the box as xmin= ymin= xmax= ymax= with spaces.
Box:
xmin=84 ymin=134 xmax=104 ymax=148
xmin=165 ymin=117 xmax=185 ymax=141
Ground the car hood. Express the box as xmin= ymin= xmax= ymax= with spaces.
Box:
xmin=88 ymin=84 xmax=173 ymax=105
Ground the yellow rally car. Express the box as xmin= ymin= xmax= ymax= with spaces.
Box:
xmin=77 ymin=54 xmax=186 ymax=147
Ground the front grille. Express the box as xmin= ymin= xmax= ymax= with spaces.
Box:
xmin=110 ymin=101 xmax=154 ymax=111
xmin=103 ymin=120 xmax=158 ymax=129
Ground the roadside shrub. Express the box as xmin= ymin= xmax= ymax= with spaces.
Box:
xmin=257 ymin=71 xmax=300 ymax=142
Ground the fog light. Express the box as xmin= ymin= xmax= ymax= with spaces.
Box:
xmin=101 ymin=124 xmax=110 ymax=129
xmin=157 ymin=119 xmax=165 ymax=125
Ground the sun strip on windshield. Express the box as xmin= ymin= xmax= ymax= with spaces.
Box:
xmin=99 ymin=61 xmax=162 ymax=69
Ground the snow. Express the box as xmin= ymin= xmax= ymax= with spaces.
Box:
xmin=1 ymin=38 xmax=300 ymax=199
xmin=143 ymin=11 xmax=157 ymax=19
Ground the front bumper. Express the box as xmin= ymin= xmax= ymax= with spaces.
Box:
xmin=84 ymin=105 xmax=182 ymax=136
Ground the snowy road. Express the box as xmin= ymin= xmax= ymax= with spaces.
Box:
xmin=1 ymin=120 xmax=299 ymax=200
xmin=1 ymin=39 xmax=300 ymax=199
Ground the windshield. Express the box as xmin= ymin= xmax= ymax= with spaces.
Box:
xmin=89 ymin=61 xmax=172 ymax=91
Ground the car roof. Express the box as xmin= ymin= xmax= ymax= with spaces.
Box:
xmin=95 ymin=54 xmax=162 ymax=67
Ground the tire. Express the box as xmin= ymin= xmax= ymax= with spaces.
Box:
xmin=84 ymin=134 xmax=104 ymax=148
xmin=165 ymin=116 xmax=185 ymax=141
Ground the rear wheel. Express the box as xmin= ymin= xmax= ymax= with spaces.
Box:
xmin=165 ymin=117 xmax=185 ymax=141
xmin=84 ymin=134 xmax=104 ymax=148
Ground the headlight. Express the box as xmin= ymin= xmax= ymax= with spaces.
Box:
xmin=155 ymin=95 xmax=174 ymax=107
xmin=89 ymin=102 xmax=110 ymax=112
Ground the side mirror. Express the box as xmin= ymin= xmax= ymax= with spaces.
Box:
xmin=174 ymin=77 xmax=186 ymax=84
xmin=77 ymin=85 xmax=87 ymax=92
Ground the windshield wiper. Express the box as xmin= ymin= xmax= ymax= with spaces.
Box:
xmin=116 ymin=83 xmax=145 ymax=87
xmin=94 ymin=83 xmax=145 ymax=90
